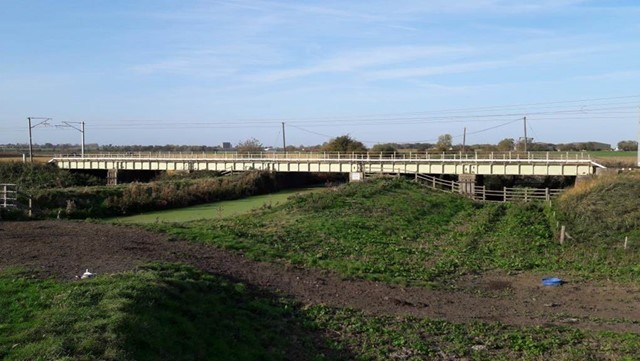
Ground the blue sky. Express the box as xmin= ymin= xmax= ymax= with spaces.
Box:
xmin=1 ymin=0 xmax=639 ymax=148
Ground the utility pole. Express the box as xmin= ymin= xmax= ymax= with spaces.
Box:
xmin=81 ymin=121 xmax=85 ymax=157
xmin=282 ymin=122 xmax=286 ymax=153
xmin=523 ymin=116 xmax=528 ymax=153
xmin=637 ymin=107 xmax=640 ymax=167
xmin=27 ymin=117 xmax=52 ymax=162
xmin=28 ymin=117 xmax=32 ymax=163
xmin=462 ymin=127 xmax=467 ymax=153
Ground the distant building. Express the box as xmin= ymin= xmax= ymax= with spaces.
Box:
xmin=222 ymin=142 xmax=232 ymax=150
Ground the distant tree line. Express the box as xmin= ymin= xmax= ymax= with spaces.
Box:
xmin=1 ymin=136 xmax=636 ymax=155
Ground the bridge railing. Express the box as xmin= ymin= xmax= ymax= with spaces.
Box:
xmin=52 ymin=151 xmax=594 ymax=162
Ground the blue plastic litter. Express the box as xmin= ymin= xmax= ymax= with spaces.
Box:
xmin=542 ymin=277 xmax=563 ymax=286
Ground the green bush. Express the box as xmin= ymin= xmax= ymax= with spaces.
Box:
xmin=0 ymin=162 xmax=101 ymax=189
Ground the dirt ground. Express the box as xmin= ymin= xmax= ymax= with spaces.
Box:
xmin=1 ymin=220 xmax=639 ymax=333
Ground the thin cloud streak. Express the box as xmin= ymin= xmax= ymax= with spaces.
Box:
xmin=250 ymin=46 xmax=473 ymax=82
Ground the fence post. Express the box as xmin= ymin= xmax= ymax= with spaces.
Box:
xmin=503 ymin=187 xmax=507 ymax=202
xmin=482 ymin=185 xmax=486 ymax=201
xmin=560 ymin=226 xmax=566 ymax=245
xmin=545 ymin=188 xmax=550 ymax=201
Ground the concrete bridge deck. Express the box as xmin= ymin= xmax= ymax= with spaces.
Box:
xmin=50 ymin=151 xmax=603 ymax=177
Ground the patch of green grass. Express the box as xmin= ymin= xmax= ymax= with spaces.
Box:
xmin=110 ymin=187 xmax=321 ymax=224
xmin=587 ymin=151 xmax=635 ymax=158
xmin=305 ymin=306 xmax=640 ymax=360
xmin=148 ymin=179 xmax=475 ymax=286
xmin=148 ymin=178 xmax=640 ymax=286
xmin=0 ymin=264 xmax=342 ymax=361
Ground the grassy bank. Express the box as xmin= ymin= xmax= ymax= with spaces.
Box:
xmin=148 ymin=178 xmax=640 ymax=285
xmin=1 ymin=264 xmax=637 ymax=361
xmin=556 ymin=172 xmax=640 ymax=243
xmin=0 ymin=263 xmax=338 ymax=361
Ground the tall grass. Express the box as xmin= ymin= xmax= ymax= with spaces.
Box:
xmin=556 ymin=172 xmax=640 ymax=244
xmin=29 ymin=171 xmax=283 ymax=219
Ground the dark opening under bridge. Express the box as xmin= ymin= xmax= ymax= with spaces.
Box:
xmin=50 ymin=151 xmax=604 ymax=185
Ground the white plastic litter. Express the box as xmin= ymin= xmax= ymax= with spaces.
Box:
xmin=80 ymin=269 xmax=95 ymax=279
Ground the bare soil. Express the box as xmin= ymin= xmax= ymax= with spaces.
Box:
xmin=1 ymin=220 xmax=639 ymax=333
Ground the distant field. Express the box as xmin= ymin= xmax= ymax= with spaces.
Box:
xmin=112 ymin=187 xmax=321 ymax=224
xmin=588 ymin=151 xmax=637 ymax=167
xmin=588 ymin=150 xmax=636 ymax=158
xmin=0 ymin=155 xmax=51 ymax=163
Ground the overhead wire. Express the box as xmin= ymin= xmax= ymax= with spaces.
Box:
xmin=1 ymin=95 xmax=638 ymax=145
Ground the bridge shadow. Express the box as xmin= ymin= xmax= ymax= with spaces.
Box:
xmin=118 ymin=263 xmax=352 ymax=361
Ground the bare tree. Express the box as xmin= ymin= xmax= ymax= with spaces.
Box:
xmin=236 ymin=138 xmax=264 ymax=154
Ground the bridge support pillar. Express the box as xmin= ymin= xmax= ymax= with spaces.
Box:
xmin=349 ymin=172 xmax=364 ymax=182
xmin=458 ymin=174 xmax=480 ymax=195
xmin=107 ymin=169 xmax=119 ymax=185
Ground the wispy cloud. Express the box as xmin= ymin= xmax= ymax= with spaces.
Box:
xmin=221 ymin=0 xmax=383 ymax=22
xmin=394 ymin=0 xmax=588 ymax=15
xmin=365 ymin=46 xmax=610 ymax=81
xmin=250 ymin=45 xmax=473 ymax=82
xmin=366 ymin=60 xmax=506 ymax=80
xmin=131 ymin=45 xmax=284 ymax=77
xmin=572 ymin=70 xmax=640 ymax=81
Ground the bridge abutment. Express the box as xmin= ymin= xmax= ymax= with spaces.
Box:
xmin=349 ymin=172 xmax=364 ymax=182
xmin=107 ymin=169 xmax=119 ymax=185
xmin=458 ymin=174 xmax=483 ymax=195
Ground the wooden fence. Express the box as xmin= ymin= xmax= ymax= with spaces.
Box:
xmin=414 ymin=174 xmax=562 ymax=202
xmin=1 ymin=184 xmax=18 ymax=209
xmin=0 ymin=183 xmax=32 ymax=216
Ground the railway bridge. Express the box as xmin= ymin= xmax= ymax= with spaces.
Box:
xmin=50 ymin=151 xmax=604 ymax=189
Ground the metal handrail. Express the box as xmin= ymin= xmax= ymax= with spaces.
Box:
xmin=51 ymin=151 xmax=595 ymax=163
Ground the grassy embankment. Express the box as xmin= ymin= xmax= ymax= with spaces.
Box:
xmin=3 ymin=176 xmax=640 ymax=360
xmin=149 ymin=177 xmax=640 ymax=286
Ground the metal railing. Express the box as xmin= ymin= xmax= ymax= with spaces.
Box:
xmin=52 ymin=151 xmax=596 ymax=163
